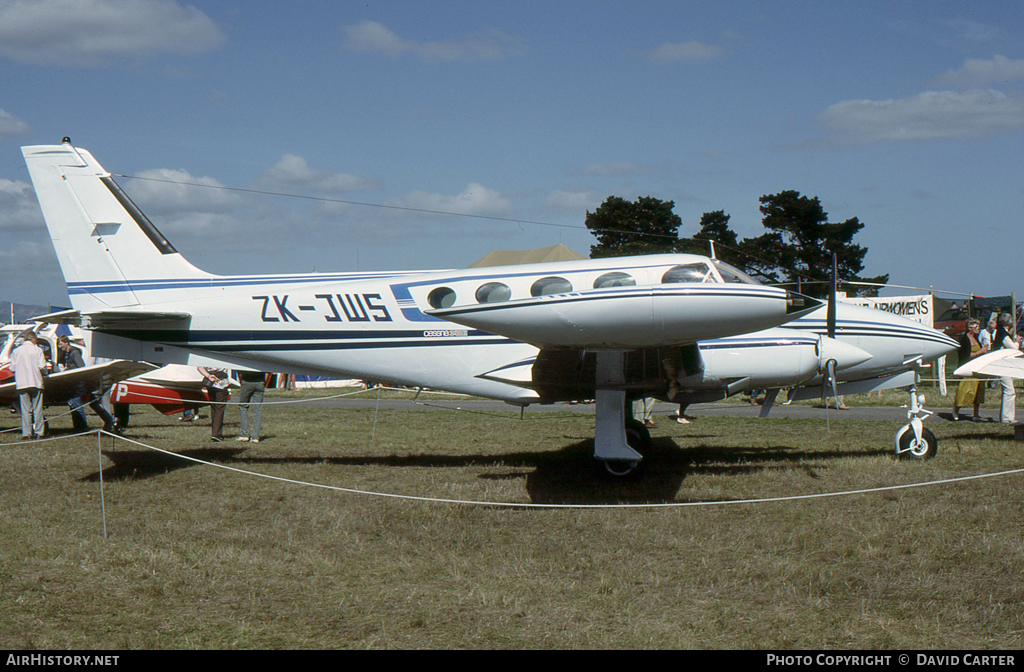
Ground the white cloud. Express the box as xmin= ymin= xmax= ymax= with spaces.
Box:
xmin=0 ymin=178 xmax=41 ymax=230
xmin=342 ymin=20 xmax=407 ymax=57
xmin=644 ymin=40 xmax=722 ymax=63
xmin=0 ymin=240 xmax=61 ymax=277
xmin=398 ymin=184 xmax=514 ymax=218
xmin=817 ymin=89 xmax=1024 ymax=144
xmin=122 ymin=169 xmax=242 ymax=217
xmin=0 ymin=109 xmax=31 ymax=138
xmin=0 ymin=0 xmax=225 ymax=66
xmin=932 ymin=55 xmax=1024 ymax=89
xmin=259 ymin=155 xmax=378 ymax=193
xmin=341 ymin=20 xmax=524 ymax=63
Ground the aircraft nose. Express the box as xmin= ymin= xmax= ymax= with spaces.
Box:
xmin=818 ymin=335 xmax=873 ymax=371
xmin=927 ymin=331 xmax=959 ymax=360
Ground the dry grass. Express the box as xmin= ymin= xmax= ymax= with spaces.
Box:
xmin=0 ymin=394 xmax=1022 ymax=649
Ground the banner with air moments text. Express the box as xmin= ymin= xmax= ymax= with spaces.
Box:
xmin=839 ymin=294 xmax=934 ymax=328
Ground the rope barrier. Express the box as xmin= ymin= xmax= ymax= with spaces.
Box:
xmin=6 ymin=388 xmax=1023 ymax=512
xmin=40 ymin=428 xmax=1024 ymax=511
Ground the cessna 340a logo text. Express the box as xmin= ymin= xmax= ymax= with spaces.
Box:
xmin=254 ymin=294 xmax=393 ymax=323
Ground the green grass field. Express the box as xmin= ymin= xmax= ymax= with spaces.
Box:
xmin=1 ymin=391 xmax=1022 ymax=649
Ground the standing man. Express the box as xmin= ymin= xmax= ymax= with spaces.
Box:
xmin=56 ymin=335 xmax=118 ymax=433
xmin=197 ymin=366 xmax=230 ymax=442
xmin=236 ymin=371 xmax=266 ymax=443
xmin=993 ymin=313 xmax=1021 ymax=424
xmin=10 ymin=330 xmax=47 ymax=439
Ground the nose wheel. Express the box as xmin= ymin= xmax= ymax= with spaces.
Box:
xmin=895 ymin=386 xmax=937 ymax=460
xmin=896 ymin=425 xmax=937 ymax=459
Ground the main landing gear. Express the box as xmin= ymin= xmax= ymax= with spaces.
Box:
xmin=894 ymin=385 xmax=937 ymax=460
xmin=593 ymin=352 xmax=651 ymax=476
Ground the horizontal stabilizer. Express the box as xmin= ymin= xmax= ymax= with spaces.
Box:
xmin=29 ymin=309 xmax=192 ymax=330
xmin=87 ymin=311 xmax=191 ymax=330
xmin=28 ymin=309 xmax=82 ymax=325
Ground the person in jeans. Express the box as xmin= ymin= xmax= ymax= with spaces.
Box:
xmin=57 ymin=335 xmax=118 ymax=433
xmin=236 ymin=371 xmax=266 ymax=443
xmin=10 ymin=330 xmax=47 ymax=439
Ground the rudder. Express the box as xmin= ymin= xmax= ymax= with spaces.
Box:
xmin=22 ymin=140 xmax=209 ymax=313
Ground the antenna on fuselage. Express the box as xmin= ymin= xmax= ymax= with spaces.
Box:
xmin=709 ymin=240 xmax=717 ymax=259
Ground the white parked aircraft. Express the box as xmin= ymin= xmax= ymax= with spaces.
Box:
xmin=21 ymin=140 xmax=955 ymax=469
xmin=0 ymin=323 xmax=152 ymax=416
xmin=23 ymin=140 xmax=825 ymax=470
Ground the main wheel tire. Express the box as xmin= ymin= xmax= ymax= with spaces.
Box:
xmin=897 ymin=426 xmax=937 ymax=460
xmin=604 ymin=459 xmax=640 ymax=476
xmin=601 ymin=419 xmax=650 ymax=476
xmin=624 ymin=418 xmax=652 ymax=452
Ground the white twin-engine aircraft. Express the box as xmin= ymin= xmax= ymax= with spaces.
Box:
xmin=22 ymin=141 xmax=954 ymax=471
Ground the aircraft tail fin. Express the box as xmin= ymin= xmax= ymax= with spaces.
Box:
xmin=22 ymin=140 xmax=209 ymax=312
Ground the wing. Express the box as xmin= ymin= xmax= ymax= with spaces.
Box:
xmin=130 ymin=363 xmax=238 ymax=389
xmin=0 ymin=360 xmax=156 ymax=403
xmin=953 ymin=349 xmax=1024 ymax=379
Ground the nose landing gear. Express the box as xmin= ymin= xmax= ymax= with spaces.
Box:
xmin=895 ymin=386 xmax=937 ymax=460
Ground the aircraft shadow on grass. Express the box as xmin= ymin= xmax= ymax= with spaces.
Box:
xmin=80 ymin=435 xmax=894 ymax=506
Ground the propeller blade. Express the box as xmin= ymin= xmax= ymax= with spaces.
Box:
xmin=823 ymin=357 xmax=839 ymax=433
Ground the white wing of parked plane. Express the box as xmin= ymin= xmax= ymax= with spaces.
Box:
xmin=953 ymin=348 xmax=1024 ymax=379
xmin=0 ymin=324 xmax=155 ymax=407
xmin=0 ymin=360 xmax=154 ymax=405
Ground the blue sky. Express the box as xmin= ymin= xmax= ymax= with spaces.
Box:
xmin=1 ymin=0 xmax=1022 ymax=306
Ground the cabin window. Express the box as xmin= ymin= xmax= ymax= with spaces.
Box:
xmin=530 ymin=276 xmax=572 ymax=297
xmin=475 ymin=282 xmax=512 ymax=304
xmin=661 ymin=263 xmax=713 ymax=284
xmin=427 ymin=287 xmax=456 ymax=309
xmin=593 ymin=272 xmax=636 ymax=289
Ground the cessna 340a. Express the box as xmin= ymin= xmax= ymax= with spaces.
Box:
xmin=21 ymin=140 xmax=828 ymax=471
xmin=20 ymin=140 xmax=952 ymax=471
